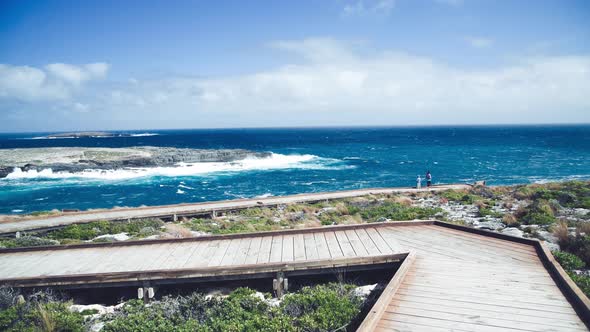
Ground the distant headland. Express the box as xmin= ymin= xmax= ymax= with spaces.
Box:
xmin=0 ymin=147 xmax=271 ymax=178
xmin=36 ymin=131 xmax=159 ymax=139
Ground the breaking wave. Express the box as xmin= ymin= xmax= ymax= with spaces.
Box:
xmin=3 ymin=153 xmax=352 ymax=181
xmin=28 ymin=133 xmax=159 ymax=139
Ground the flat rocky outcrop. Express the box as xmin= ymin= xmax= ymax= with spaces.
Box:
xmin=0 ymin=147 xmax=271 ymax=178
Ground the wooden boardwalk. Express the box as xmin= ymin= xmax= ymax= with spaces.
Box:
xmin=367 ymin=224 xmax=589 ymax=332
xmin=0 ymin=222 xmax=415 ymax=287
xmin=0 ymin=184 xmax=469 ymax=234
xmin=0 ymin=220 xmax=588 ymax=331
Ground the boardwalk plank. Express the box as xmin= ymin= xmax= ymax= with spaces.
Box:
xmin=207 ymin=239 xmax=231 ymax=267
xmin=232 ymin=238 xmax=253 ymax=266
xmin=334 ymin=231 xmax=356 ymax=257
xmin=256 ymin=236 xmax=273 ymax=264
xmin=303 ymin=233 xmax=318 ymax=260
xmin=324 ymin=231 xmax=343 ymax=258
xmin=366 ymin=227 xmax=394 ymax=254
xmin=294 ymin=233 xmax=306 ymax=261
xmin=220 ymin=239 xmax=242 ymax=266
xmin=244 ymin=237 xmax=262 ymax=265
xmin=387 ymin=299 xmax=587 ymax=330
xmin=182 ymin=241 xmax=212 ymax=268
xmin=355 ymin=228 xmax=381 ymax=255
xmin=314 ymin=232 xmax=331 ymax=259
xmin=269 ymin=235 xmax=283 ymax=263
xmin=345 ymin=229 xmax=368 ymax=256
xmin=282 ymin=234 xmax=294 ymax=262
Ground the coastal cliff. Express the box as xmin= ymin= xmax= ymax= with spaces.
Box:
xmin=0 ymin=147 xmax=271 ymax=178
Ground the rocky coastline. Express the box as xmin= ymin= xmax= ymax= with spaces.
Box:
xmin=0 ymin=147 xmax=271 ymax=178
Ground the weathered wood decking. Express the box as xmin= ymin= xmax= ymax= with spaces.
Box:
xmin=0 ymin=221 xmax=588 ymax=331
xmin=0 ymin=184 xmax=469 ymax=234
xmin=366 ymin=224 xmax=590 ymax=332
xmin=0 ymin=222 xmax=417 ymax=287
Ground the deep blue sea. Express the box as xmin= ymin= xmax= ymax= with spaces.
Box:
xmin=0 ymin=126 xmax=589 ymax=214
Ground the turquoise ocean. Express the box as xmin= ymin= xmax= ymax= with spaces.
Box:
xmin=0 ymin=125 xmax=588 ymax=214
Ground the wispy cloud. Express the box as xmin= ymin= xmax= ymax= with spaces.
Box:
xmin=0 ymin=62 xmax=109 ymax=101
xmin=46 ymin=63 xmax=109 ymax=85
xmin=2 ymin=39 xmax=590 ymax=129
xmin=342 ymin=0 xmax=395 ymax=18
xmin=465 ymin=36 xmax=493 ymax=49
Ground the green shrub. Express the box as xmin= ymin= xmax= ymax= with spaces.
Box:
xmin=568 ymin=272 xmax=590 ymax=297
xmin=516 ymin=181 xmax=590 ymax=209
xmin=0 ymin=236 xmax=58 ymax=248
xmin=281 ymin=283 xmax=362 ymax=331
xmin=561 ymin=235 xmax=590 ymax=267
xmin=104 ymin=284 xmax=364 ymax=332
xmin=188 ymin=217 xmax=278 ymax=235
xmin=519 ymin=199 xmax=556 ymax=225
xmin=440 ymin=190 xmax=478 ymax=204
xmin=36 ymin=302 xmax=85 ymax=332
xmin=477 ymin=207 xmax=503 ymax=218
xmin=0 ymin=301 xmax=83 ymax=332
xmin=359 ymin=202 xmax=443 ymax=222
xmin=553 ymin=251 xmax=585 ymax=270
xmin=28 ymin=211 xmax=55 ymax=217
xmin=48 ymin=221 xmax=110 ymax=240
xmin=47 ymin=219 xmax=164 ymax=241
xmin=80 ymin=308 xmax=99 ymax=315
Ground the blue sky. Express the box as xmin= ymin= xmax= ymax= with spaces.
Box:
xmin=1 ymin=0 xmax=589 ymax=132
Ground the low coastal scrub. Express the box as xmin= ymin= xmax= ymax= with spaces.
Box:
xmin=516 ymin=199 xmax=557 ymax=225
xmin=0 ymin=236 xmax=59 ymax=249
xmin=439 ymin=190 xmax=480 ymax=204
xmin=553 ymin=251 xmax=590 ymax=296
xmin=103 ymin=284 xmax=363 ymax=332
xmin=557 ymin=233 xmax=590 ymax=267
xmin=187 ymin=217 xmax=282 ymax=235
xmin=183 ymin=197 xmax=443 ymax=235
xmin=46 ymin=219 xmax=164 ymax=242
xmin=553 ymin=250 xmax=585 ymax=270
xmin=0 ymin=219 xmax=165 ymax=249
xmin=358 ymin=201 xmax=443 ymax=222
xmin=0 ymin=288 xmax=84 ymax=332
xmin=0 ymin=284 xmax=365 ymax=331
xmin=515 ymin=181 xmax=590 ymax=209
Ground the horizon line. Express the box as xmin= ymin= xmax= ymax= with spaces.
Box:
xmin=1 ymin=122 xmax=589 ymax=134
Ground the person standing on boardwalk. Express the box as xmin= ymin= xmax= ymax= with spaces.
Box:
xmin=416 ymin=175 xmax=422 ymax=189
xmin=426 ymin=170 xmax=432 ymax=187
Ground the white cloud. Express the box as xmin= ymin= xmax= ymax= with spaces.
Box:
xmin=72 ymin=102 xmax=90 ymax=112
xmin=46 ymin=62 xmax=109 ymax=85
xmin=342 ymin=0 xmax=395 ymax=18
xmin=0 ymin=62 xmax=109 ymax=101
xmin=270 ymin=38 xmax=358 ymax=63
xmin=465 ymin=36 xmax=493 ymax=49
xmin=2 ymin=39 xmax=590 ymax=128
xmin=74 ymin=38 xmax=589 ymax=127
xmin=0 ymin=64 xmax=68 ymax=100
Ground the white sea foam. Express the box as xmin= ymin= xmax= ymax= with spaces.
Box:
xmin=3 ymin=153 xmax=351 ymax=181
xmin=176 ymin=189 xmax=185 ymax=194
xmin=129 ymin=133 xmax=159 ymax=137
xmin=28 ymin=133 xmax=159 ymax=139
xmin=30 ymin=136 xmax=70 ymax=140
xmin=255 ymin=193 xmax=273 ymax=198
